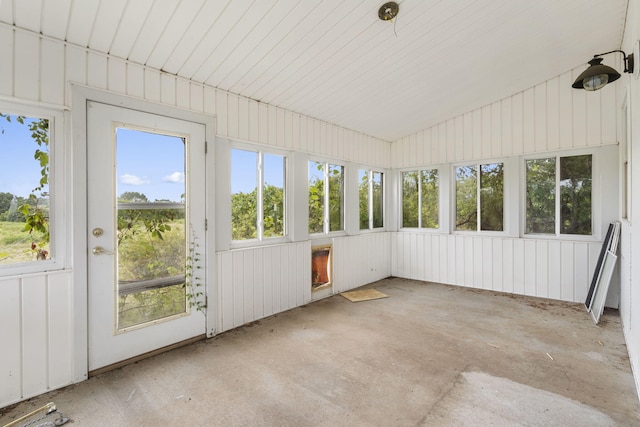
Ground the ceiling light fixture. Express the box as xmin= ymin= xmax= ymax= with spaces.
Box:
xmin=572 ymin=50 xmax=635 ymax=91
xmin=378 ymin=2 xmax=399 ymax=21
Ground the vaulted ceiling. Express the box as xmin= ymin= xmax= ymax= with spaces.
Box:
xmin=0 ymin=0 xmax=629 ymax=141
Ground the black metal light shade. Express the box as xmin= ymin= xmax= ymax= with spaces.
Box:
xmin=572 ymin=50 xmax=634 ymax=91
xmin=572 ymin=57 xmax=620 ymax=91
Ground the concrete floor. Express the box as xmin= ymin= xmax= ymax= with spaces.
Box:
xmin=2 ymin=278 xmax=639 ymax=426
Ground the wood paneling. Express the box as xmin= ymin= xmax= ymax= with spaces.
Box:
xmin=392 ymin=68 xmax=618 ymax=167
xmin=0 ymin=272 xmax=73 ymax=407
xmin=391 ymin=233 xmax=601 ymax=304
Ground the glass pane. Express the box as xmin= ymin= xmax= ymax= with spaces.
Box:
xmin=328 ymin=164 xmax=344 ymax=232
xmin=358 ymin=169 xmax=369 ymax=229
xmin=421 ymin=169 xmax=439 ymax=228
xmin=116 ymin=128 xmax=187 ymax=330
xmin=480 ymin=163 xmax=504 ymax=231
xmin=402 ymin=171 xmax=419 ymax=228
xmin=309 ymin=161 xmax=324 ymax=234
xmin=263 ymin=153 xmax=285 ymax=238
xmin=372 ymin=172 xmax=383 ymax=228
xmin=231 ymin=149 xmax=258 ymax=240
xmin=455 ymin=165 xmax=477 ymax=231
xmin=526 ymin=158 xmax=556 ymax=234
xmin=560 ymin=155 xmax=592 ymax=235
xmin=0 ymin=113 xmax=50 ymax=265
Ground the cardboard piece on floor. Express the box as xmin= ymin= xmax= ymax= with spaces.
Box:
xmin=341 ymin=289 xmax=389 ymax=302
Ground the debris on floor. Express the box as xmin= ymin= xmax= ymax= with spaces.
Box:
xmin=2 ymin=402 xmax=70 ymax=427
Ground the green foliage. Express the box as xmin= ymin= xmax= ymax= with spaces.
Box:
xmin=231 ymin=183 xmax=284 ymax=240
xmin=526 ymin=158 xmax=556 ymax=234
xmin=560 ymin=155 xmax=592 ymax=235
xmin=480 ymin=163 xmax=504 ymax=231
xmin=0 ymin=114 xmax=50 ymax=258
xmin=263 ymin=183 xmax=285 ymax=237
xmin=359 ymin=171 xmax=369 ymax=229
xmin=185 ymin=226 xmax=206 ymax=312
xmin=402 ymin=171 xmax=419 ymax=227
xmin=119 ymin=191 xmax=149 ymax=203
xmin=308 ymin=162 xmax=325 ymax=234
xmin=0 ymin=192 xmax=13 ymax=216
xmin=402 ymin=170 xmax=439 ymax=228
xmin=456 ymin=165 xmax=477 ymax=230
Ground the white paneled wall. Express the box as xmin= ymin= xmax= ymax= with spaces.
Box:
xmin=332 ymin=233 xmax=391 ymax=293
xmin=391 ymin=68 xmax=618 ymax=166
xmin=389 ymin=66 xmax=620 ymax=305
xmin=0 ymin=24 xmax=392 ymax=408
xmin=0 ymin=272 xmax=73 ymax=406
xmin=391 ymin=233 xmax=600 ymax=303
xmin=0 ymin=24 xmax=390 ymax=168
xmin=216 ymin=233 xmax=391 ymax=333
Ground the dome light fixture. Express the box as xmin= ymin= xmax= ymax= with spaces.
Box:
xmin=378 ymin=2 xmax=399 ymax=21
xmin=572 ymin=50 xmax=634 ymax=91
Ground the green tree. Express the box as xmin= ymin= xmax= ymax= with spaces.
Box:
xmin=119 ymin=191 xmax=149 ymax=203
xmin=560 ymin=155 xmax=592 ymax=235
xmin=480 ymin=163 xmax=504 ymax=231
xmin=526 ymin=158 xmax=556 ymax=234
xmin=0 ymin=114 xmax=50 ymax=257
xmin=0 ymin=192 xmax=14 ymax=217
xmin=455 ymin=165 xmax=477 ymax=230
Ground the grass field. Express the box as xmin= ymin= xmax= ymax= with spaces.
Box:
xmin=0 ymin=221 xmax=48 ymax=264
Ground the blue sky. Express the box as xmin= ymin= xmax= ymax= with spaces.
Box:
xmin=116 ymin=128 xmax=185 ymax=202
xmin=1 ymin=114 xmax=283 ymax=201
xmin=0 ymin=115 xmax=46 ymax=198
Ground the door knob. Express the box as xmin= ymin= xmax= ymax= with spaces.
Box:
xmin=92 ymin=246 xmax=111 ymax=255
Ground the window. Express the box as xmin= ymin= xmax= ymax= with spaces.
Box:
xmin=525 ymin=154 xmax=592 ymax=235
xmin=402 ymin=169 xmax=439 ymax=228
xmin=309 ymin=161 xmax=344 ymax=234
xmin=231 ymin=149 xmax=285 ymax=241
xmin=359 ymin=169 xmax=384 ymax=230
xmin=455 ymin=162 xmax=504 ymax=232
xmin=0 ymin=112 xmax=51 ymax=265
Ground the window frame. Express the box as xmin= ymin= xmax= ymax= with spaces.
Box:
xmin=399 ymin=167 xmax=440 ymax=231
xmin=229 ymin=143 xmax=289 ymax=247
xmin=358 ymin=167 xmax=385 ymax=232
xmin=0 ymin=101 xmax=66 ymax=277
xmin=521 ymin=149 xmax=597 ymax=241
xmin=308 ymin=158 xmax=346 ymax=237
xmin=451 ymin=159 xmax=506 ymax=235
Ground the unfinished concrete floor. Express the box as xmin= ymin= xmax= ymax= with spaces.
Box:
xmin=2 ymin=278 xmax=639 ymax=426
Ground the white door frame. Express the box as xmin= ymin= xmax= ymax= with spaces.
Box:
xmin=71 ymin=85 xmax=217 ymax=382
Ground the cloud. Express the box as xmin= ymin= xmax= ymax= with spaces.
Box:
xmin=162 ymin=172 xmax=185 ymax=183
xmin=120 ymin=174 xmax=150 ymax=186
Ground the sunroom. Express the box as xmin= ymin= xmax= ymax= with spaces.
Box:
xmin=1 ymin=0 xmax=640 ymax=424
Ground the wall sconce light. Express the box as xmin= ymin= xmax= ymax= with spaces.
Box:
xmin=572 ymin=50 xmax=635 ymax=91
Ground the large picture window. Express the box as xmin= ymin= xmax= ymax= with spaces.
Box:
xmin=0 ymin=112 xmax=51 ymax=265
xmin=359 ymin=169 xmax=384 ymax=230
xmin=309 ymin=161 xmax=344 ymax=234
xmin=525 ymin=154 xmax=592 ymax=235
xmin=455 ymin=162 xmax=504 ymax=232
xmin=402 ymin=169 xmax=438 ymax=229
xmin=231 ymin=148 xmax=285 ymax=241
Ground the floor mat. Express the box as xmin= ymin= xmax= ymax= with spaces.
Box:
xmin=341 ymin=289 xmax=389 ymax=302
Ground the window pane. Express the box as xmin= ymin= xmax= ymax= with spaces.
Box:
xmin=455 ymin=165 xmax=477 ymax=231
xmin=231 ymin=149 xmax=258 ymax=240
xmin=421 ymin=169 xmax=439 ymax=228
xmin=359 ymin=169 xmax=369 ymax=229
xmin=560 ymin=155 xmax=592 ymax=235
xmin=372 ymin=172 xmax=383 ymax=228
xmin=480 ymin=163 xmax=504 ymax=231
xmin=309 ymin=161 xmax=324 ymax=234
xmin=328 ymin=164 xmax=344 ymax=232
xmin=526 ymin=158 xmax=555 ymax=234
xmin=0 ymin=113 xmax=51 ymax=265
xmin=263 ymin=154 xmax=285 ymax=238
xmin=116 ymin=129 xmax=187 ymax=329
xmin=402 ymin=171 xmax=419 ymax=228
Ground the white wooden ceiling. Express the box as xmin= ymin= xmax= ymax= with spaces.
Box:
xmin=0 ymin=0 xmax=629 ymax=141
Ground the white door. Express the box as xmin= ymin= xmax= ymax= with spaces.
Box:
xmin=87 ymin=102 xmax=206 ymax=371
